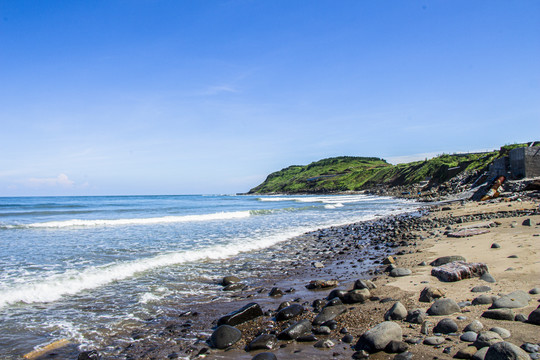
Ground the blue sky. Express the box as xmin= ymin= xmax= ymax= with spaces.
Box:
xmin=0 ymin=1 xmax=538 ymax=196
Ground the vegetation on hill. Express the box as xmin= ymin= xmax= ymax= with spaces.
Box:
xmin=248 ymin=143 xmax=535 ymax=194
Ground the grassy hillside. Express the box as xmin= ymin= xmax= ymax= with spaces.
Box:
xmin=248 ymin=143 xmax=535 ymax=194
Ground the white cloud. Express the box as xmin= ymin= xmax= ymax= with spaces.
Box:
xmin=26 ymin=173 xmax=75 ymax=188
xmin=200 ymin=85 xmax=239 ymax=95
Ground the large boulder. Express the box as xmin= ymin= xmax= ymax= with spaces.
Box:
xmin=355 ymin=321 xmax=403 ymax=353
xmin=485 ymin=341 xmax=530 ymax=360
xmin=217 ymin=303 xmax=263 ymax=326
xmin=209 ymin=325 xmax=242 ymax=349
xmin=427 ymin=298 xmax=461 ymax=316
xmin=431 ymin=261 xmax=488 ymax=282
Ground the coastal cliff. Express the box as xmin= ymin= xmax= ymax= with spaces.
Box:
xmin=248 ymin=143 xmax=537 ymax=198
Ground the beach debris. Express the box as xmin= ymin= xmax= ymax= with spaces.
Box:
xmin=447 ymin=228 xmax=490 ymax=238
xmin=427 ymin=298 xmax=461 ymax=316
xmin=355 ymin=321 xmax=403 ymax=353
xmin=431 ymin=261 xmax=488 ymax=282
xmin=306 ymin=279 xmax=339 ymax=289
xmin=481 ymin=176 xmax=505 ymax=201
xmin=209 ymin=325 xmax=242 ymax=349
xmin=23 ymin=339 xmax=71 ymax=360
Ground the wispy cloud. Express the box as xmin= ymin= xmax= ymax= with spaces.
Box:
xmin=26 ymin=173 xmax=75 ymax=188
xmin=200 ymin=85 xmax=239 ymax=96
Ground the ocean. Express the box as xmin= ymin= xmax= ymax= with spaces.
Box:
xmin=0 ymin=194 xmax=418 ymax=358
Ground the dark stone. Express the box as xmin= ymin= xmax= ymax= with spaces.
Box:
xmin=491 ymin=291 xmax=530 ymax=309
xmin=325 ymin=297 xmax=343 ymax=307
xmin=296 ymin=334 xmax=318 ymax=342
xmin=277 ymin=319 xmax=312 ymax=340
xmin=394 ymin=352 xmax=413 ymax=360
xmin=322 ymin=319 xmax=338 ymax=330
xmin=473 ymin=295 xmax=497 ymax=305
xmin=385 ymin=340 xmax=409 ymax=353
xmin=481 ymin=273 xmax=497 ymax=283
xmin=352 ymin=350 xmax=370 ymax=359
xmin=419 ymin=286 xmax=445 ymax=302
xmin=209 ymin=325 xmax=242 ymax=349
xmin=223 ymin=283 xmax=245 ymax=291
xmin=482 ymin=309 xmax=515 ymax=321
xmin=221 ymin=276 xmax=240 ymax=286
xmin=275 ymin=304 xmax=304 ymax=322
xmin=384 ymin=302 xmax=407 ymax=321
xmin=491 ymin=243 xmax=501 ymax=248
xmin=327 ymin=289 xmax=347 ymax=300
xmin=514 ymin=313 xmax=528 ymax=322
xmin=342 ymin=334 xmax=354 ymax=343
xmin=485 ymin=341 xmax=530 ymax=359
xmin=314 ymin=339 xmax=335 ymax=348
xmin=247 ymin=334 xmax=278 ymax=351
xmin=343 ymin=289 xmax=371 ymax=304
xmin=522 ymin=218 xmax=533 ymax=226
xmin=354 ymin=279 xmax=377 ymax=290
xmin=251 ymin=352 xmax=277 ymax=360
xmin=313 ymin=305 xmax=347 ymax=325
xmin=521 ymin=343 xmax=540 ymax=353
xmin=430 ymin=256 xmax=466 ymax=266
xmin=218 ymin=303 xmax=263 ymax=326
xmin=312 ymin=299 xmax=326 ymax=312
xmin=313 ymin=326 xmax=331 ymax=335
xmin=472 ymin=286 xmax=492 ymax=293
xmin=355 ymin=321 xmax=402 ymax=353
xmin=78 ymin=351 xmax=101 ymax=360
xmin=390 ymin=268 xmax=412 ymax=277
xmin=474 ymin=331 xmax=503 ymax=349
xmin=406 ymin=308 xmax=427 ymax=324
xmin=269 ymin=287 xmax=284 ymax=297
xmin=433 ymin=318 xmax=458 ymax=334
xmin=427 ymin=298 xmax=461 ymax=315
xmin=528 ymin=307 xmax=540 ymax=325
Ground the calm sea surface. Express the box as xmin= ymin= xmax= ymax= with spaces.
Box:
xmin=0 ymin=194 xmax=418 ymax=358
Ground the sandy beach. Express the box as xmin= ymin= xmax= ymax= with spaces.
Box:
xmin=69 ymin=195 xmax=539 ymax=360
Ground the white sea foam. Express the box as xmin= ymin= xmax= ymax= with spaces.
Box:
xmin=2 ymin=210 xmax=252 ymax=229
xmin=257 ymin=194 xmax=385 ymax=205
xmin=0 ymin=227 xmax=311 ymax=308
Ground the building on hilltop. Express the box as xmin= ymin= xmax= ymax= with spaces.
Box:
xmin=488 ymin=144 xmax=540 ymax=180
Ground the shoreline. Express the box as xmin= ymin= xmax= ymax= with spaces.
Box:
xmin=32 ymin=195 xmax=540 ymax=360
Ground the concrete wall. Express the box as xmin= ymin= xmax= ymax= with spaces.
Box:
xmin=509 ymin=147 xmax=540 ymax=178
xmin=488 ymin=157 xmax=509 ymax=179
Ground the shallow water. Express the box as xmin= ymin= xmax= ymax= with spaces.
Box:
xmin=0 ymin=194 xmax=418 ymax=358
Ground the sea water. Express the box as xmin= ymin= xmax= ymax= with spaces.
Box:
xmin=0 ymin=194 xmax=418 ymax=358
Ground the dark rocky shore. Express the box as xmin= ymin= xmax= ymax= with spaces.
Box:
xmin=64 ymin=191 xmax=540 ymax=360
